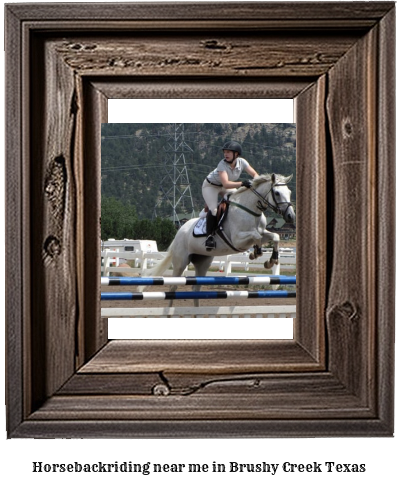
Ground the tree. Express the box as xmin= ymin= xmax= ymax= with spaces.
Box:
xmin=132 ymin=218 xmax=176 ymax=250
xmin=101 ymin=195 xmax=137 ymax=240
xmin=101 ymin=195 xmax=176 ymax=249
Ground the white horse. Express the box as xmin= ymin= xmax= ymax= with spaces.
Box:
xmin=141 ymin=173 xmax=295 ymax=305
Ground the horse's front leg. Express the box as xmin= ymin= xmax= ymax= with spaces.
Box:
xmin=249 ymin=244 xmax=263 ymax=260
xmin=261 ymin=232 xmax=280 ymax=270
xmin=233 ymin=229 xmax=263 ymax=255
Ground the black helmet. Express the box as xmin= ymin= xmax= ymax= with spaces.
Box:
xmin=222 ymin=141 xmax=242 ymax=156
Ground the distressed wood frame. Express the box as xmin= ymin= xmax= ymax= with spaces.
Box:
xmin=5 ymin=2 xmax=395 ymax=438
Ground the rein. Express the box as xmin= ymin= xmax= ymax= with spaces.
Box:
xmin=228 ymin=200 xmax=262 ymax=217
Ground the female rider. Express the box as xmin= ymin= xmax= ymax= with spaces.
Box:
xmin=201 ymin=141 xmax=259 ymax=250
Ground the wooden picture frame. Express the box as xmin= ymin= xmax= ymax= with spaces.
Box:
xmin=5 ymin=2 xmax=395 ymax=438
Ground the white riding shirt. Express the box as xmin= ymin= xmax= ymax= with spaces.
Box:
xmin=206 ymin=157 xmax=250 ymax=185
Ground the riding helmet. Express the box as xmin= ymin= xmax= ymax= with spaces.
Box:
xmin=222 ymin=141 xmax=242 ymax=156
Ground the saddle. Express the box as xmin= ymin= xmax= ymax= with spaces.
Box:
xmin=193 ymin=200 xmax=229 ymax=237
xmin=192 ymin=197 xmax=252 ymax=253
xmin=216 ymin=200 xmax=228 ymax=222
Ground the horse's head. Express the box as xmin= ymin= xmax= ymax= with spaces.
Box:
xmin=252 ymin=173 xmax=296 ymax=224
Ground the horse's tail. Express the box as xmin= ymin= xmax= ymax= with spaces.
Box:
xmin=137 ymin=242 xmax=174 ymax=291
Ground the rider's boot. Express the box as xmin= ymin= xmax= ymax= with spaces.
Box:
xmin=205 ymin=213 xmax=218 ymax=251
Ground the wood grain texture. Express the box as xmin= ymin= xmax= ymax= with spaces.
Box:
xmin=80 ymin=81 xmax=108 ymax=364
xmin=325 ymin=25 xmax=377 ymax=403
xmin=375 ymin=5 xmax=396 ymax=430
xmin=295 ymin=75 xmax=327 ymax=363
xmin=79 ymin=340 xmax=320 ymax=374
xmin=29 ymin=392 xmax=371 ymax=422
xmin=58 ymin=372 xmax=163 ymax=396
xmin=91 ymin=79 xmax=311 ymax=100
xmin=13 ymin=418 xmax=391 ymax=439
xmin=5 ymin=4 xmax=25 ymax=437
xmin=6 ymin=2 xmax=394 ymax=23
xmin=54 ymin=33 xmax=360 ymax=78
xmin=30 ymin=36 xmax=78 ymax=408
xmin=5 ymin=2 xmax=395 ymax=438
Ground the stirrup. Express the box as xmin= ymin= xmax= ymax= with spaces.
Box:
xmin=205 ymin=235 xmax=216 ymax=250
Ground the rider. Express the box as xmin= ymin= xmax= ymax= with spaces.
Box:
xmin=201 ymin=141 xmax=259 ymax=250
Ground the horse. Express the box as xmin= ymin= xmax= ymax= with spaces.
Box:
xmin=140 ymin=173 xmax=295 ymax=306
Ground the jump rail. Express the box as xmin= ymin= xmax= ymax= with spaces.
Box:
xmin=101 ymin=305 xmax=296 ymax=319
xmin=101 ymin=275 xmax=296 ymax=286
xmin=101 ymin=290 xmax=296 ymax=300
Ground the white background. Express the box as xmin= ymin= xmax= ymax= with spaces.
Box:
xmin=1 ymin=1 xmax=397 ymax=486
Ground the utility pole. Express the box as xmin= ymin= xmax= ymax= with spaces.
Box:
xmin=153 ymin=123 xmax=196 ymax=226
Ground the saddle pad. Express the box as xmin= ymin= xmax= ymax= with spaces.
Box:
xmin=193 ymin=218 xmax=207 ymax=237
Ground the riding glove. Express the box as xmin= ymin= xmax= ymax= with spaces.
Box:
xmin=241 ymin=180 xmax=252 ymax=188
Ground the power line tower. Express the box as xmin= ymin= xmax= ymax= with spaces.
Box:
xmin=153 ymin=123 xmax=196 ymax=226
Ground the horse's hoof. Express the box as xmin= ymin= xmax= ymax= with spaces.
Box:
xmin=264 ymin=261 xmax=272 ymax=269
xmin=249 ymin=253 xmax=255 ymax=260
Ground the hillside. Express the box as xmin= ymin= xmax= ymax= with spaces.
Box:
xmin=101 ymin=123 xmax=296 ymax=221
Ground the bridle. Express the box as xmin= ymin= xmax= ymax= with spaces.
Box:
xmin=251 ymin=182 xmax=293 ymax=219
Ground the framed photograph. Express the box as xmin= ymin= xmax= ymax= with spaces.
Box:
xmin=5 ymin=2 xmax=395 ymax=437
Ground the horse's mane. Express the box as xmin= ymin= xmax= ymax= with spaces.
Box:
xmin=233 ymin=173 xmax=290 ymax=195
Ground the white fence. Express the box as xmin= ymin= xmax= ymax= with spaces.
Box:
xmin=101 ymin=249 xmax=296 ymax=277
xmin=101 ymin=250 xmax=167 ymax=274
